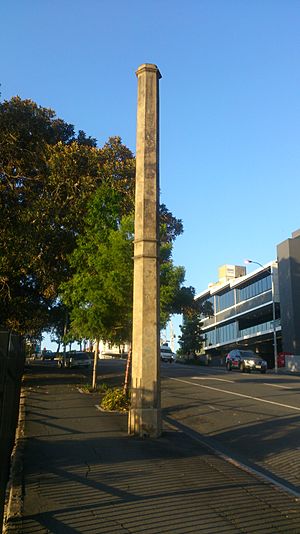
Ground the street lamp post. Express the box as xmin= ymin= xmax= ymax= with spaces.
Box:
xmin=244 ymin=259 xmax=278 ymax=374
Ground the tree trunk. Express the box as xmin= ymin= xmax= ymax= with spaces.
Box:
xmin=63 ymin=318 xmax=67 ymax=359
xmin=56 ymin=341 xmax=61 ymax=357
xmin=123 ymin=345 xmax=132 ymax=395
xmin=92 ymin=339 xmax=99 ymax=390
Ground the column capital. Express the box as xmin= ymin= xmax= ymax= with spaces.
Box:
xmin=136 ymin=63 xmax=162 ymax=79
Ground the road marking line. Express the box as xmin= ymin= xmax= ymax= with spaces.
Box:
xmin=169 ymin=377 xmax=300 ymax=412
xmin=263 ymin=383 xmax=293 ymax=390
xmin=191 ymin=377 xmax=234 ymax=383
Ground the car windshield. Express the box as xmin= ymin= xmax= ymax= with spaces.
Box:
xmin=241 ymin=351 xmax=256 ymax=358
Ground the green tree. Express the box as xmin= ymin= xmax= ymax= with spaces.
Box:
xmin=60 ymin=186 xmax=134 ymax=387
xmin=0 ymin=97 xmax=76 ymax=334
xmin=0 ymin=95 xmax=185 ymax=344
xmin=61 ymin=188 xmax=195 ymax=356
xmin=0 ymin=97 xmax=135 ymax=336
xmin=159 ymin=243 xmax=197 ymax=327
xmin=177 ymin=298 xmax=213 ymax=356
xmin=61 ymin=194 xmax=134 ymax=345
xmin=178 ymin=313 xmax=204 ymax=356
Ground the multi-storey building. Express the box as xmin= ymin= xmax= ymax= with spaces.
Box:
xmin=196 ymin=262 xmax=280 ymax=367
xmin=196 ymin=230 xmax=300 ymax=368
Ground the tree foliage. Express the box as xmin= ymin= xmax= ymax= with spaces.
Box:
xmin=0 ymin=96 xmax=187 ymax=342
xmin=177 ymin=299 xmax=214 ymax=355
xmin=61 ymin=191 xmax=194 ymax=342
xmin=0 ymin=97 xmax=135 ymax=335
xmin=60 ymin=187 xmax=134 ymax=344
xmin=160 ymin=243 xmax=195 ymax=327
xmin=178 ymin=313 xmax=204 ymax=356
xmin=0 ymin=97 xmax=76 ymax=334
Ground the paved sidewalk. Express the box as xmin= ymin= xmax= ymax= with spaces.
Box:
xmin=4 ymin=368 xmax=300 ymax=533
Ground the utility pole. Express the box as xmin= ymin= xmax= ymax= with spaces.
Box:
xmin=128 ymin=64 xmax=162 ymax=438
xmin=245 ymin=259 xmax=278 ymax=373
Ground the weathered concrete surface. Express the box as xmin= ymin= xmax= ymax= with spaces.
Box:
xmin=129 ymin=64 xmax=162 ymax=438
xmin=4 ymin=362 xmax=300 ymax=533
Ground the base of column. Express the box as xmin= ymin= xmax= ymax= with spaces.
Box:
xmin=128 ymin=408 xmax=161 ymax=438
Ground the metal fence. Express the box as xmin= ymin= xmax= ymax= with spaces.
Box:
xmin=0 ymin=330 xmax=25 ymax=531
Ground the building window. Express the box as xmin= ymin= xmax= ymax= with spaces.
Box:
xmin=217 ymin=322 xmax=236 ymax=343
xmin=204 ymin=321 xmax=237 ymax=347
xmin=237 ymin=275 xmax=271 ymax=303
xmin=205 ymin=329 xmax=217 ymax=346
xmin=215 ymin=290 xmax=234 ymax=312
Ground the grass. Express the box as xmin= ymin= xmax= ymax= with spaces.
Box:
xmin=79 ymin=382 xmax=109 ymax=394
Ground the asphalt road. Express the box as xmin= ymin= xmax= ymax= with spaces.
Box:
xmin=161 ymin=362 xmax=300 ymax=496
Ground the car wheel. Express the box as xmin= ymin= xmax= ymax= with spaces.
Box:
xmin=226 ymin=361 xmax=232 ymax=371
xmin=260 ymin=369 xmax=266 ymax=374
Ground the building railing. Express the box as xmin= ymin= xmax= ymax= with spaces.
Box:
xmin=238 ymin=319 xmax=281 ymax=339
xmin=201 ymin=291 xmax=273 ymax=328
xmin=203 ymin=319 xmax=281 ymax=350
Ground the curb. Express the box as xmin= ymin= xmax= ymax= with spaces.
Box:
xmin=3 ymin=390 xmax=26 ymax=533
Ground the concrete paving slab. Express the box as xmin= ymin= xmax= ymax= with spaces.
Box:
xmin=4 ymin=370 xmax=300 ymax=533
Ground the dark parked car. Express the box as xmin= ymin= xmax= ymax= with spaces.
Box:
xmin=41 ymin=350 xmax=55 ymax=361
xmin=226 ymin=349 xmax=267 ymax=373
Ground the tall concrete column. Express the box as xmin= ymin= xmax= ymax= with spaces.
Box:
xmin=128 ymin=64 xmax=162 ymax=438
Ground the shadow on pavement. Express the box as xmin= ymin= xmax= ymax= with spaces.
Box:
xmin=9 ymin=362 xmax=300 ymax=534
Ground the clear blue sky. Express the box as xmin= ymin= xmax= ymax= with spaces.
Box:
xmin=2 ymin=1 xmax=300 ymax=348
